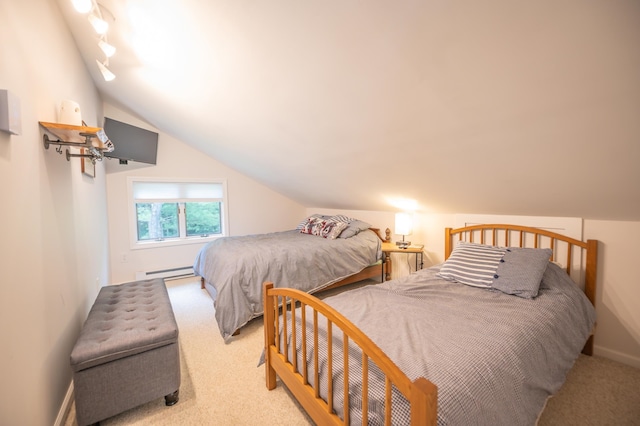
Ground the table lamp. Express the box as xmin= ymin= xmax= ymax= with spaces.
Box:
xmin=395 ymin=212 xmax=413 ymax=248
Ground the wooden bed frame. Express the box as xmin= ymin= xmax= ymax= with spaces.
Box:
xmin=262 ymin=224 xmax=598 ymax=425
xmin=198 ymin=227 xmax=391 ymax=336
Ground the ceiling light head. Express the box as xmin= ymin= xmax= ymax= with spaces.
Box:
xmin=88 ymin=14 xmax=108 ymax=34
xmin=72 ymin=0 xmax=93 ymax=13
xmin=98 ymin=40 xmax=116 ymax=57
xmin=96 ymin=60 xmax=116 ymax=81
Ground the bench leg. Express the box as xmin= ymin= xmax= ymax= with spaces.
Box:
xmin=165 ymin=390 xmax=179 ymax=406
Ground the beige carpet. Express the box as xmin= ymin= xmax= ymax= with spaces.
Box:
xmin=65 ymin=277 xmax=640 ymax=425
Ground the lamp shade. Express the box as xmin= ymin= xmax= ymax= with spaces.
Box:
xmin=395 ymin=212 xmax=413 ymax=236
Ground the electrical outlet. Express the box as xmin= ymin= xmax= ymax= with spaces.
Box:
xmin=121 ymin=253 xmax=128 ymax=263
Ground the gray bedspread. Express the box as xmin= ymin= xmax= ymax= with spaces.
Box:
xmin=193 ymin=229 xmax=381 ymax=340
xmin=277 ymin=262 xmax=596 ymax=425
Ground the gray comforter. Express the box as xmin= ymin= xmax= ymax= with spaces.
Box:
xmin=277 ymin=262 xmax=596 ymax=425
xmin=193 ymin=229 xmax=382 ymax=340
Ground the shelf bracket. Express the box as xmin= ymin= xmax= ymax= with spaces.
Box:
xmin=43 ymin=133 xmax=104 ymax=163
xmin=66 ymin=149 xmax=101 ymax=164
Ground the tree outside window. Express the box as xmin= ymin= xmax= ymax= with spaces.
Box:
xmin=130 ymin=180 xmax=226 ymax=246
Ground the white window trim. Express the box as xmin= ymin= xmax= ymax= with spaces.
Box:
xmin=127 ymin=177 xmax=229 ymax=250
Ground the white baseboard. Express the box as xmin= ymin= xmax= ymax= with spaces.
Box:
xmin=54 ymin=381 xmax=74 ymax=426
xmin=594 ymin=345 xmax=640 ymax=369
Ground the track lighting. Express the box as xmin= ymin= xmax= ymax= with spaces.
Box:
xmin=88 ymin=14 xmax=108 ymax=34
xmin=96 ymin=60 xmax=116 ymax=81
xmin=98 ymin=40 xmax=116 ymax=57
xmin=72 ymin=0 xmax=117 ymax=81
xmin=72 ymin=0 xmax=92 ymax=13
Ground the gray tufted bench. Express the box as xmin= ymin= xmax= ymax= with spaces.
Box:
xmin=70 ymin=278 xmax=180 ymax=425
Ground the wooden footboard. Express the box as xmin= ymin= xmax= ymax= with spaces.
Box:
xmin=263 ymin=282 xmax=437 ymax=425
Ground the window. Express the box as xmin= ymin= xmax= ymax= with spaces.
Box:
xmin=129 ymin=178 xmax=228 ymax=248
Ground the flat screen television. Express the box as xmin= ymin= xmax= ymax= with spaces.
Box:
xmin=103 ymin=117 xmax=159 ymax=165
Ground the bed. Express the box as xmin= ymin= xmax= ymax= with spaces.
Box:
xmin=262 ymin=224 xmax=598 ymax=425
xmin=193 ymin=214 xmax=388 ymax=340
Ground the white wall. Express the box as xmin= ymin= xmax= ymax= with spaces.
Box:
xmin=584 ymin=220 xmax=640 ymax=367
xmin=104 ymin=105 xmax=306 ymax=283
xmin=306 ymin=208 xmax=452 ymax=279
xmin=0 ymin=1 xmax=110 ymax=424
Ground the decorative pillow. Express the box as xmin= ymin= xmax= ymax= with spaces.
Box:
xmin=299 ymin=218 xmax=348 ymax=239
xmin=338 ymin=219 xmax=372 ymax=239
xmin=295 ymin=214 xmax=330 ymax=230
xmin=437 ymin=242 xmax=552 ymax=299
xmin=321 ymin=221 xmax=349 ymax=239
xmin=299 ymin=217 xmax=323 ymax=235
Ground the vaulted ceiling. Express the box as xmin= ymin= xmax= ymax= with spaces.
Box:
xmin=57 ymin=0 xmax=640 ymax=220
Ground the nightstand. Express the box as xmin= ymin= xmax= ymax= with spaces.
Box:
xmin=381 ymin=242 xmax=424 ymax=280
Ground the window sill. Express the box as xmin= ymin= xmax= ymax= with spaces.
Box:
xmin=131 ymin=235 xmax=223 ymax=250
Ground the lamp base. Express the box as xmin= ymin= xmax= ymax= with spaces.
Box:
xmin=395 ymin=240 xmax=411 ymax=249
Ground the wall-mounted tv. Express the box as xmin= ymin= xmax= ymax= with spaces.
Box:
xmin=103 ymin=117 xmax=159 ymax=165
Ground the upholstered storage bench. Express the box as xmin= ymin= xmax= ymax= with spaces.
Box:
xmin=70 ymin=278 xmax=180 ymax=426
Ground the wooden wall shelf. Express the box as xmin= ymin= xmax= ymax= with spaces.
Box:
xmin=39 ymin=121 xmax=114 ymax=163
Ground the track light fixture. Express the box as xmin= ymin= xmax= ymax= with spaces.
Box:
xmin=88 ymin=13 xmax=108 ymax=34
xmin=96 ymin=60 xmax=116 ymax=82
xmin=98 ymin=39 xmax=116 ymax=57
xmin=71 ymin=0 xmax=117 ymax=81
xmin=72 ymin=0 xmax=92 ymax=13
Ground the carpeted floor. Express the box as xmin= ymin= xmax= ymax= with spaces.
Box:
xmin=64 ymin=277 xmax=640 ymax=425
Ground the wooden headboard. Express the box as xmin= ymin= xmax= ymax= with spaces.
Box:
xmin=445 ymin=224 xmax=598 ymax=355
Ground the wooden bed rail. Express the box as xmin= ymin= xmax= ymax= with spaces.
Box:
xmin=263 ymin=282 xmax=437 ymax=426
xmin=445 ymin=224 xmax=598 ymax=355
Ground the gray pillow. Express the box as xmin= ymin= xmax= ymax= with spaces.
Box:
xmin=492 ymin=247 xmax=553 ymax=299
xmin=338 ymin=219 xmax=372 ymax=239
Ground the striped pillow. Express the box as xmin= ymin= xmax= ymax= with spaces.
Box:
xmin=330 ymin=214 xmax=354 ymax=224
xmin=437 ymin=242 xmax=506 ymax=288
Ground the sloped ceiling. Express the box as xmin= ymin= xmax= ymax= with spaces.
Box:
xmin=56 ymin=0 xmax=640 ymax=220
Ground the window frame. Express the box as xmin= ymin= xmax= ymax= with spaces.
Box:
xmin=127 ymin=177 xmax=229 ymax=250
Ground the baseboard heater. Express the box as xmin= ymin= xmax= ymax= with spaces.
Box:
xmin=135 ymin=266 xmax=194 ymax=281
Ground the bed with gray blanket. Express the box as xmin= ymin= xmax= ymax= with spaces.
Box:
xmin=194 ymin=221 xmax=383 ymax=340
xmin=262 ymin=224 xmax=598 ymax=425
